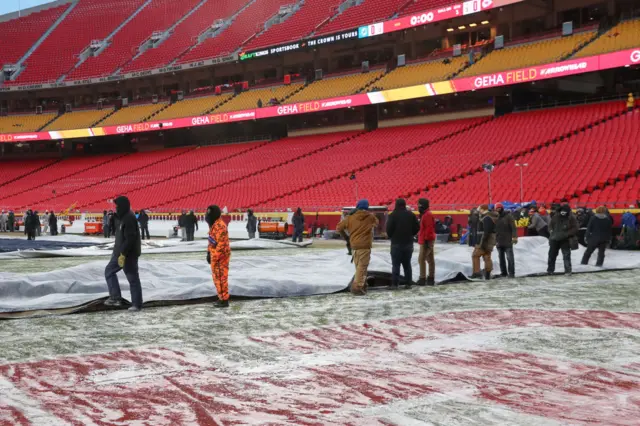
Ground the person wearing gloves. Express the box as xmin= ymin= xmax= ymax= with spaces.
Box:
xmin=25 ymin=210 xmax=39 ymax=241
xmin=417 ymin=198 xmax=436 ymax=286
xmin=386 ymin=198 xmax=419 ymax=289
xmin=246 ymin=209 xmax=257 ymax=239
xmin=206 ymin=205 xmax=231 ymax=308
xmin=337 ymin=199 xmax=379 ymax=296
xmin=104 ymin=196 xmax=143 ymax=312
xmin=547 ymin=204 xmax=578 ymax=275
xmin=581 ymin=205 xmax=613 ymax=267
xmin=494 ymin=203 xmax=518 ymax=278
xmin=528 ymin=208 xmax=550 ymax=238
xmin=471 ymin=204 xmax=499 ymax=280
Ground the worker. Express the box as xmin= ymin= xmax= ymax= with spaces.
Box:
xmin=206 ymin=205 xmax=231 ymax=308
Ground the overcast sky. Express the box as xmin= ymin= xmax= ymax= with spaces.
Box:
xmin=0 ymin=0 xmax=57 ymax=16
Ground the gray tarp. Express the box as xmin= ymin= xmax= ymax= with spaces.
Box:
xmin=1 ymin=237 xmax=639 ymax=314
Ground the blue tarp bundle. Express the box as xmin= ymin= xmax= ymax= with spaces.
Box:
xmin=0 ymin=239 xmax=98 ymax=253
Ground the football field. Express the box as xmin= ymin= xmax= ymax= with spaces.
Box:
xmin=1 ymin=247 xmax=639 ymax=425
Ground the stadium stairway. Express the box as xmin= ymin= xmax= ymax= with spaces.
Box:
xmin=573 ymin=172 xmax=640 ymax=209
xmin=151 ymin=131 xmax=368 ymax=210
xmin=402 ymin=102 xmax=629 ymax=208
xmin=37 ymin=113 xmax=63 ymax=131
xmin=0 ymin=159 xmax=61 ymax=190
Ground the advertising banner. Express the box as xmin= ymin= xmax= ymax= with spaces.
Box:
xmin=256 ymin=94 xmax=371 ymax=119
xmin=0 ymin=132 xmax=51 ymax=143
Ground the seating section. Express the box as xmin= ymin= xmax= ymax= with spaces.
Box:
xmin=44 ymin=108 xmax=115 ymax=131
xmin=0 ymin=113 xmax=57 ymax=133
xmin=67 ymin=0 xmax=201 ymax=80
xmin=1 ymin=148 xmax=191 ymax=211
xmin=0 ymin=4 xmax=68 ymax=66
xmin=287 ymin=70 xmax=384 ymax=103
xmin=0 ymin=159 xmax=58 ymax=193
xmin=410 ymin=105 xmax=636 ymax=208
xmin=177 ymin=0 xmax=293 ymax=64
xmin=316 ymin=0 xmax=407 ymax=36
xmin=214 ymin=84 xmax=303 ymax=113
xmin=153 ymin=94 xmax=234 ymax=120
xmin=576 ymin=176 xmax=640 ymax=208
xmin=123 ymin=0 xmax=248 ymax=72
xmin=11 ymin=0 xmax=146 ymax=84
xmin=244 ymin=0 xmax=344 ymax=50
xmin=377 ymin=56 xmax=471 ymax=90
xmin=459 ymin=31 xmax=596 ymax=78
xmin=0 ymin=154 xmax=123 ymax=209
xmin=574 ymin=19 xmax=640 ymax=58
xmin=98 ymin=103 xmax=168 ymax=126
xmin=80 ymin=143 xmax=265 ymax=211
xmin=398 ymin=0 xmax=460 ymax=16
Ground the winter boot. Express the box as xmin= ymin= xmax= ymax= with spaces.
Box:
xmin=405 ymin=281 xmax=413 ymax=290
xmin=214 ymin=300 xmax=230 ymax=308
xmin=470 ymin=273 xmax=483 ymax=279
xmin=390 ymin=281 xmax=399 ymax=290
xmin=484 ymin=270 xmax=491 ymax=280
xmin=417 ymin=278 xmax=427 ymax=286
xmin=426 ymin=277 xmax=436 ymax=286
xmin=128 ymin=306 xmax=141 ymax=312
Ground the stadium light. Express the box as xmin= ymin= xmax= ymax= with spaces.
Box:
xmin=515 ymin=163 xmax=528 ymax=204
xmin=482 ymin=163 xmax=494 ymax=205
xmin=481 ymin=20 xmax=490 ymax=25
xmin=447 ymin=28 xmax=454 ymax=32
xmin=458 ymin=25 xmax=466 ymax=30
xmin=469 ymin=23 xmax=477 ymax=27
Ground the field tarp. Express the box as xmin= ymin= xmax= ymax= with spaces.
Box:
xmin=1 ymin=237 xmax=639 ymax=317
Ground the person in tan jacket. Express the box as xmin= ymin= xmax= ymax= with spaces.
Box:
xmin=337 ymin=199 xmax=379 ymax=295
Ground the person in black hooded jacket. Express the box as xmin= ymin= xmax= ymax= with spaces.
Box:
xmin=25 ymin=210 xmax=38 ymax=241
xmin=138 ymin=209 xmax=150 ymax=240
xmin=49 ymin=211 xmax=58 ymax=236
xmin=386 ymin=198 xmax=419 ymax=289
xmin=547 ymin=204 xmax=578 ymax=275
xmin=581 ymin=205 xmax=612 ymax=267
xmin=104 ymin=196 xmax=143 ymax=311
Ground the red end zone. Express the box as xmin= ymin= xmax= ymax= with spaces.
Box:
xmin=1 ymin=310 xmax=640 ymax=425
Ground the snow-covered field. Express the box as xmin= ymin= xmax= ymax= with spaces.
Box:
xmin=1 ymin=244 xmax=640 ymax=425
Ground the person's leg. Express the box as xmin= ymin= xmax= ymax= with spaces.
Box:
xmin=498 ymin=247 xmax=507 ymax=276
xmin=401 ymin=245 xmax=413 ymax=287
xmin=212 ymin=256 xmax=230 ymax=303
xmin=352 ymin=249 xmax=370 ymax=294
xmin=426 ymin=242 xmax=435 ymax=283
xmin=418 ymin=243 xmax=426 ymax=282
xmin=561 ymin=241 xmax=572 ymax=274
xmin=483 ymin=246 xmax=494 ymax=278
xmin=581 ymin=244 xmax=596 ymax=265
xmin=104 ymin=255 xmax=123 ymax=302
xmin=596 ymin=242 xmax=606 ymax=267
xmin=507 ymin=247 xmax=515 ymax=277
xmin=548 ymin=240 xmax=560 ymax=273
xmin=181 ymin=227 xmax=186 ymax=241
xmin=390 ymin=245 xmax=401 ymax=287
xmin=123 ymin=256 xmax=143 ymax=309
xmin=472 ymin=247 xmax=483 ymax=275
xmin=145 ymin=226 xmax=150 ymax=240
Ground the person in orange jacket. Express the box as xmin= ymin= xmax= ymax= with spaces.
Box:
xmin=206 ymin=205 xmax=231 ymax=308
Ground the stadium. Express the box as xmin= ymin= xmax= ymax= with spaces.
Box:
xmin=1 ymin=0 xmax=640 ymax=423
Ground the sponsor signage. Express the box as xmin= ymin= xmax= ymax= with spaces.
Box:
xmin=240 ymin=30 xmax=359 ymax=61
xmin=1 ymin=48 xmax=638 ymax=143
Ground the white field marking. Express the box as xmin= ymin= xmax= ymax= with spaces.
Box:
xmin=0 ymin=375 xmax=71 ymax=426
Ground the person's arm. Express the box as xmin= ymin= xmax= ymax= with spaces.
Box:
xmin=386 ymin=213 xmax=395 ymax=238
xmin=195 ymin=217 xmax=199 ymax=231
xmin=479 ymin=216 xmax=491 ymax=248
xmin=336 ymin=218 xmax=348 ymax=240
xmin=511 ymin=217 xmax=518 ymax=242
xmin=568 ymin=215 xmax=578 ymax=237
xmin=412 ymin=214 xmax=420 ymax=236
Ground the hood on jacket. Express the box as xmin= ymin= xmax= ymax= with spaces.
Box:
xmin=559 ymin=204 xmax=571 ymax=217
xmin=114 ymin=196 xmax=131 ymax=219
xmin=394 ymin=198 xmax=407 ymax=211
xmin=418 ymin=198 xmax=429 ymax=214
xmin=206 ymin=205 xmax=221 ymax=227
xmin=247 ymin=209 xmax=254 ymax=217
xmin=594 ymin=213 xmax=608 ymax=219
xmin=294 ymin=207 xmax=302 ymax=216
xmin=356 ymin=199 xmax=369 ymax=210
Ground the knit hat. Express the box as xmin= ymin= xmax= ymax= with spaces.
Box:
xmin=356 ymin=199 xmax=370 ymax=210
xmin=495 ymin=202 xmax=504 ymax=210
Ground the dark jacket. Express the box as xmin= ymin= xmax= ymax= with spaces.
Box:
xmin=386 ymin=199 xmax=419 ymax=246
xmin=113 ymin=196 xmax=141 ymax=258
xmin=138 ymin=211 xmax=149 ymax=226
xmin=246 ymin=212 xmax=257 ymax=233
xmin=585 ymin=213 xmax=612 ymax=245
xmin=178 ymin=213 xmax=186 ymax=227
xmin=25 ymin=211 xmax=39 ymax=232
xmin=8 ymin=212 xmax=15 ymax=224
xmin=292 ymin=211 xmax=305 ymax=232
xmin=549 ymin=206 xmax=578 ymax=242
xmin=495 ymin=210 xmax=517 ymax=248
xmin=49 ymin=213 xmax=58 ymax=230
xmin=184 ymin=212 xmax=198 ymax=230
xmin=478 ymin=211 xmax=498 ymax=249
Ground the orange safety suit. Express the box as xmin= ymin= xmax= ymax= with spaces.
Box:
xmin=208 ymin=218 xmax=231 ymax=301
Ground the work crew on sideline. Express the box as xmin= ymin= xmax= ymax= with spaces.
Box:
xmin=386 ymin=198 xmax=419 ymax=289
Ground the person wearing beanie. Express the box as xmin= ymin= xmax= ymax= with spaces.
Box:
xmin=471 ymin=204 xmax=499 ymax=279
xmin=417 ymin=198 xmax=436 ymax=286
xmin=386 ymin=198 xmax=419 ymax=289
xmin=246 ymin=209 xmax=257 ymax=239
xmin=337 ymin=199 xmax=379 ymax=295
xmin=292 ymin=207 xmax=305 ymax=243
xmin=206 ymin=205 xmax=231 ymax=308
xmin=494 ymin=203 xmax=518 ymax=278
xmin=581 ymin=205 xmax=612 ymax=267
xmin=548 ymin=204 xmax=578 ymax=275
